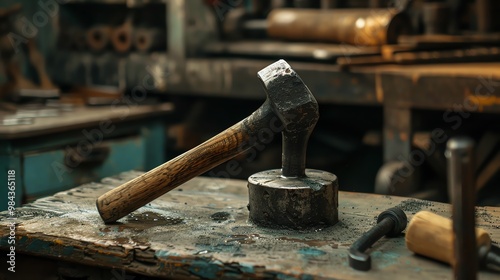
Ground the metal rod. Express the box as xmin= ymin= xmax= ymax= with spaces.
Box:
xmin=446 ymin=137 xmax=477 ymax=280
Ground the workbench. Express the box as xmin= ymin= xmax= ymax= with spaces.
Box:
xmin=0 ymin=104 xmax=173 ymax=210
xmin=1 ymin=171 xmax=499 ymax=279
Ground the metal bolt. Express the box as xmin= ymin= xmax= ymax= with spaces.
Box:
xmin=348 ymin=207 xmax=407 ymax=271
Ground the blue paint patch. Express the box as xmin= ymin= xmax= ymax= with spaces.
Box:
xmin=239 ymin=263 xmax=255 ymax=274
xmin=25 ymin=239 xmax=52 ymax=253
xmin=157 ymin=262 xmax=165 ymax=270
xmin=196 ymin=242 xmax=241 ymax=254
xmin=300 ymin=274 xmax=315 ymax=280
xmin=371 ymin=251 xmax=399 ymax=269
xmin=105 ymin=226 xmax=121 ymax=233
xmin=155 ymin=250 xmax=180 ymax=258
xmin=276 ymin=274 xmax=295 ymax=280
xmin=277 ymin=273 xmax=310 ymax=280
xmin=62 ymin=246 xmax=74 ymax=256
xmin=224 ymin=272 xmax=242 ymax=278
xmin=298 ymin=247 xmax=327 ymax=257
xmin=188 ymin=259 xmax=222 ymax=279
xmin=0 ymin=237 xmax=10 ymax=247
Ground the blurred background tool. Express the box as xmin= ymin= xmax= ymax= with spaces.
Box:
xmin=267 ymin=8 xmax=413 ymax=46
xmin=0 ymin=4 xmax=59 ymax=102
xmin=111 ymin=15 xmax=134 ymax=53
xmin=86 ymin=25 xmax=112 ymax=52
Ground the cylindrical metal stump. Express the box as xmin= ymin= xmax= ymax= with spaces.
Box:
xmin=248 ymin=169 xmax=338 ymax=229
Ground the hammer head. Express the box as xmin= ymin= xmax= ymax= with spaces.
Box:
xmin=257 ymin=60 xmax=319 ymax=134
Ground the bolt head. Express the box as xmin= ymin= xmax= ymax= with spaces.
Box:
xmin=377 ymin=207 xmax=408 ymax=237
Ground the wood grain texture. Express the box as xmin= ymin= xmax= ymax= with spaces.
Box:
xmin=1 ymin=171 xmax=500 ymax=279
xmin=97 ymin=102 xmax=278 ymax=223
xmin=405 ymin=211 xmax=492 ymax=266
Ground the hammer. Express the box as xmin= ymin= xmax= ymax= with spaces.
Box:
xmin=96 ymin=60 xmax=318 ymax=223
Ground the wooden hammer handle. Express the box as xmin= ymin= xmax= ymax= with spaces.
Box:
xmin=96 ymin=102 xmax=276 ymax=223
xmin=405 ymin=211 xmax=491 ymax=266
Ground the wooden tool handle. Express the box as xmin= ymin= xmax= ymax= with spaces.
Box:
xmin=96 ymin=103 xmax=276 ymax=223
xmin=405 ymin=211 xmax=491 ymax=265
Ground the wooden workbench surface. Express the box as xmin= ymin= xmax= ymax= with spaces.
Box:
xmin=1 ymin=171 xmax=499 ymax=279
xmin=0 ymin=103 xmax=174 ymax=139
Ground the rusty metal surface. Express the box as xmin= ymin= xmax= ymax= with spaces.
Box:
xmin=1 ymin=171 xmax=500 ymax=279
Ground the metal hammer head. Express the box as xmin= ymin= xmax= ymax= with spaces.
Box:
xmin=257 ymin=60 xmax=319 ymax=134
xmin=247 ymin=60 xmax=338 ymax=229
xmin=257 ymin=60 xmax=319 ymax=177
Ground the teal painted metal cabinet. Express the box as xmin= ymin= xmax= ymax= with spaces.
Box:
xmin=0 ymin=105 xmax=172 ymax=210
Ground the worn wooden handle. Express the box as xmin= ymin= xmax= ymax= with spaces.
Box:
xmin=405 ymin=211 xmax=491 ymax=266
xmin=96 ymin=102 xmax=277 ymax=223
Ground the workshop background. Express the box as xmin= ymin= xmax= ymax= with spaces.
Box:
xmin=1 ymin=0 xmax=500 ymax=209
xmin=1 ymin=0 xmax=500 ymax=279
